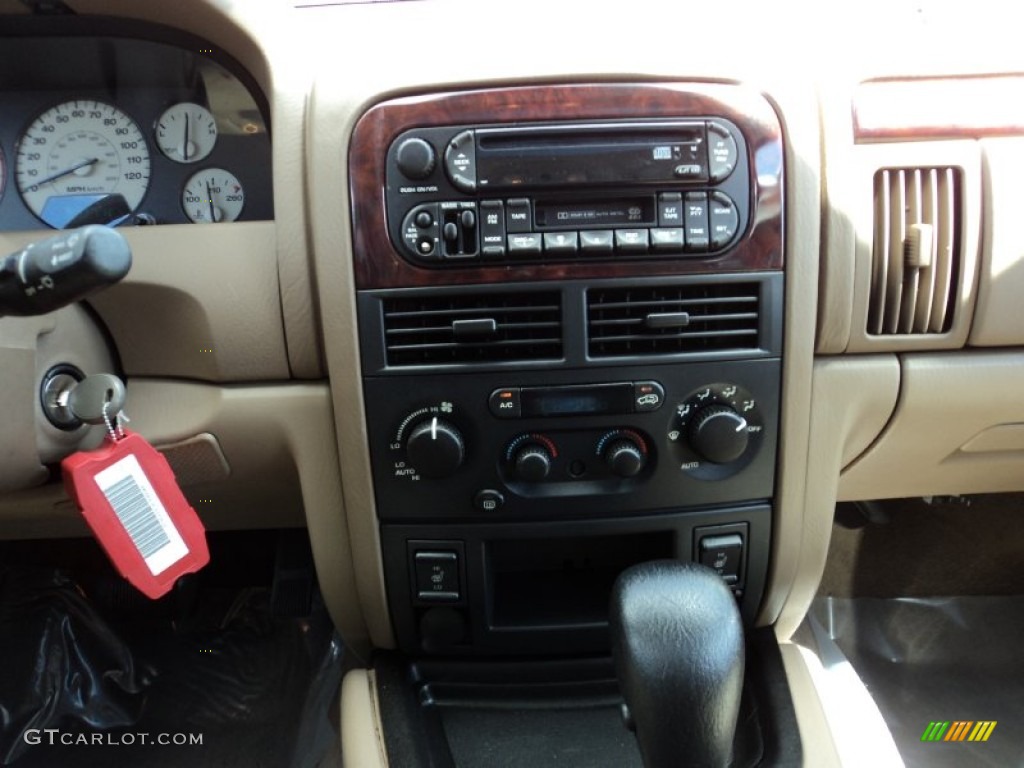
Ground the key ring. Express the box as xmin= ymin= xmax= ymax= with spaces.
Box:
xmin=102 ymin=401 xmax=127 ymax=442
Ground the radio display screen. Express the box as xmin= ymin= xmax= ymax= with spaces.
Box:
xmin=521 ymin=384 xmax=633 ymax=418
xmin=533 ymin=197 xmax=655 ymax=229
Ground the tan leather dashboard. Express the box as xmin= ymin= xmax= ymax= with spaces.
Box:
xmin=0 ymin=0 xmax=1021 ymax=666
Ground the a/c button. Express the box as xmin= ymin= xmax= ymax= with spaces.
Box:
xmin=489 ymin=387 xmax=521 ymax=418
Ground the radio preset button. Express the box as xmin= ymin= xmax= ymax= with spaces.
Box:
xmin=444 ymin=130 xmax=477 ymax=192
xmin=658 ymin=193 xmax=683 ymax=226
xmin=709 ymin=192 xmax=740 ymax=248
xmin=543 ymin=232 xmax=579 ymax=254
xmin=634 ymin=381 xmax=665 ymax=412
xmin=489 ymin=387 xmax=521 ymax=418
xmin=707 ymin=122 xmax=739 ymax=182
xmin=506 ymin=198 xmax=532 ymax=233
xmin=508 ymin=233 xmax=543 ymax=255
xmin=579 ymin=230 xmax=614 ymax=254
xmin=649 ymin=228 xmax=684 ymax=253
xmin=615 ymin=229 xmax=649 ymax=254
xmin=684 ymin=192 xmax=710 ymax=251
xmin=479 ymin=200 xmax=506 ymax=257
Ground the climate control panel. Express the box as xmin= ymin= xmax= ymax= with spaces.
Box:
xmin=365 ymin=360 xmax=779 ymax=522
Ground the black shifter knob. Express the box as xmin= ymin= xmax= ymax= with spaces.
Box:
xmin=610 ymin=561 xmax=744 ymax=768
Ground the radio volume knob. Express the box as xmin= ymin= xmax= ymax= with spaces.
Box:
xmin=395 ymin=138 xmax=437 ymax=181
xmin=405 ymin=417 xmax=464 ymax=478
xmin=604 ymin=439 xmax=646 ymax=478
xmin=688 ymin=406 xmax=750 ymax=464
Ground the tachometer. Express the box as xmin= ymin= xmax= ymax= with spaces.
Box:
xmin=15 ymin=100 xmax=150 ymax=228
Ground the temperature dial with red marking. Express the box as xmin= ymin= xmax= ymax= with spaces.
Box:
xmin=506 ymin=434 xmax=558 ymax=482
xmin=596 ymin=430 xmax=649 ymax=478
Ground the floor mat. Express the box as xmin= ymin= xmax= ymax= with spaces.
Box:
xmin=811 ymin=596 xmax=1024 ymax=768
xmin=818 ymin=495 xmax=1024 ymax=598
xmin=0 ymin=566 xmax=342 ymax=768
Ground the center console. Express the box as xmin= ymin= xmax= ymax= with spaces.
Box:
xmin=349 ymin=82 xmax=785 ymax=658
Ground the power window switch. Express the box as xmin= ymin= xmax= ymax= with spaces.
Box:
xmin=414 ymin=551 xmax=461 ymax=601
xmin=698 ymin=533 xmax=743 ymax=585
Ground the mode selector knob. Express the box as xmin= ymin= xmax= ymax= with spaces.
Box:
xmin=604 ymin=439 xmax=646 ymax=478
xmin=395 ymin=138 xmax=437 ymax=181
xmin=514 ymin=445 xmax=552 ymax=482
xmin=688 ymin=406 xmax=750 ymax=464
xmin=406 ymin=416 xmax=464 ymax=478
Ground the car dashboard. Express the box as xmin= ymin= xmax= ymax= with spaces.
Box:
xmin=1 ymin=2 xmax=1023 ymax=767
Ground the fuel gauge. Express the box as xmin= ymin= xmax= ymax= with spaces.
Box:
xmin=156 ymin=103 xmax=217 ymax=163
xmin=181 ymin=168 xmax=244 ymax=223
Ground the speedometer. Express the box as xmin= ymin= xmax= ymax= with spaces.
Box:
xmin=15 ymin=100 xmax=150 ymax=228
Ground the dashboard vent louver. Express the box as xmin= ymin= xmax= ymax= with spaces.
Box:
xmin=587 ymin=282 xmax=761 ymax=357
xmin=383 ymin=291 xmax=562 ymax=366
xmin=868 ymin=167 xmax=960 ymax=335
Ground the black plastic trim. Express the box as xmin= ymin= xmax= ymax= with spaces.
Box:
xmin=358 ymin=272 xmax=782 ymax=376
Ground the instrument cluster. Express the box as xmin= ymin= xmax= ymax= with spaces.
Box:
xmin=0 ymin=27 xmax=272 ymax=231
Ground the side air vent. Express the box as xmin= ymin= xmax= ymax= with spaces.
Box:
xmin=868 ymin=167 xmax=960 ymax=335
xmin=383 ymin=291 xmax=562 ymax=365
xmin=587 ymin=282 xmax=761 ymax=357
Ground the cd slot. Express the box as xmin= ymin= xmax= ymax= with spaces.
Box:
xmin=475 ymin=122 xmax=709 ymax=190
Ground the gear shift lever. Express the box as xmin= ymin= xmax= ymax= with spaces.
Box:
xmin=610 ymin=561 xmax=745 ymax=768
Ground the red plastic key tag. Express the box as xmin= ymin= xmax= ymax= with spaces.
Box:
xmin=62 ymin=429 xmax=210 ymax=599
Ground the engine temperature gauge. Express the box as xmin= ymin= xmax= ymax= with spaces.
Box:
xmin=181 ymin=168 xmax=244 ymax=223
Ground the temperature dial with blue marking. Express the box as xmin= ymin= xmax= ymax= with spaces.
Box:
xmin=506 ymin=434 xmax=558 ymax=482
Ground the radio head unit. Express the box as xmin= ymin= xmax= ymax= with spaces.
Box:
xmin=384 ymin=119 xmax=750 ymax=267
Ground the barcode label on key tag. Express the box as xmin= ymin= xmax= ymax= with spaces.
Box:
xmin=94 ymin=454 xmax=189 ymax=575
xmin=63 ymin=430 xmax=210 ymax=599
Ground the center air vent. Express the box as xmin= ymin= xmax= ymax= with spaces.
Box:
xmin=587 ymin=282 xmax=761 ymax=357
xmin=383 ymin=291 xmax=562 ymax=366
xmin=868 ymin=167 xmax=960 ymax=335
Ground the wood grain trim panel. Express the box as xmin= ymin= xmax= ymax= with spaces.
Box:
xmin=349 ymin=83 xmax=784 ymax=289
xmin=854 ymin=76 xmax=1024 ymax=141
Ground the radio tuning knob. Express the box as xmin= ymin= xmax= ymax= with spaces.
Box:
xmin=513 ymin=444 xmax=553 ymax=482
xmin=688 ymin=405 xmax=750 ymax=464
xmin=604 ymin=439 xmax=646 ymax=478
xmin=405 ymin=416 xmax=464 ymax=478
xmin=395 ymin=138 xmax=437 ymax=181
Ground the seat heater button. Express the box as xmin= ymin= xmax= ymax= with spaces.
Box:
xmin=698 ymin=533 xmax=743 ymax=585
xmin=414 ymin=551 xmax=461 ymax=601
